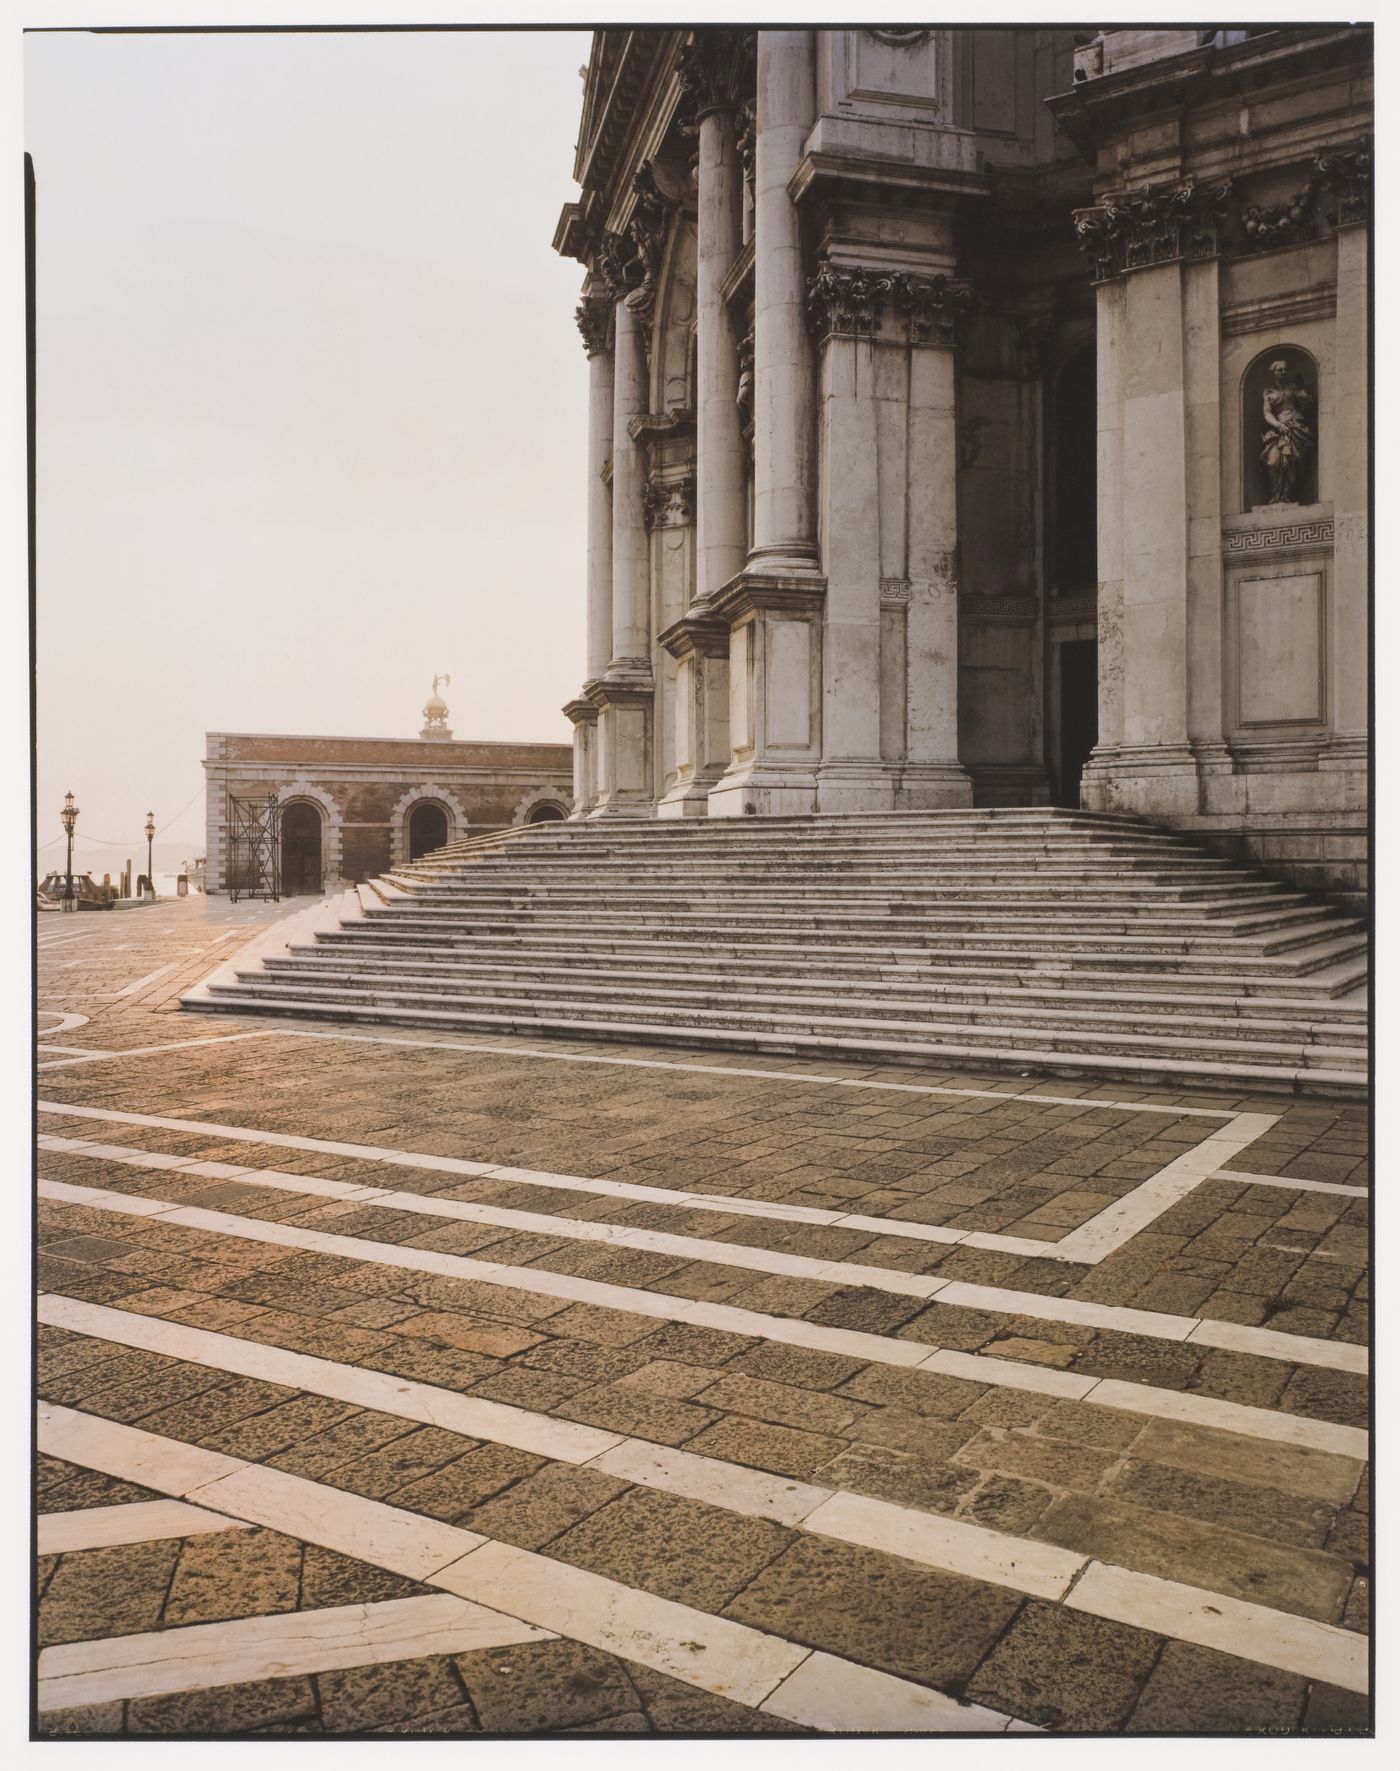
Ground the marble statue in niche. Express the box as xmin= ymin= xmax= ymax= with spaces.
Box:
xmin=1261 ymin=359 xmax=1315 ymax=504
xmin=1243 ymin=348 xmax=1318 ymax=509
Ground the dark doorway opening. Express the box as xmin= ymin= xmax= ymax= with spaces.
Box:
xmin=409 ymin=802 xmax=449 ymax=860
xmin=280 ymin=801 xmax=322 ymax=895
xmin=527 ymin=804 xmax=566 ymax=824
xmin=1052 ymin=345 xmax=1097 ymax=593
xmin=1058 ymin=641 xmax=1098 ymax=808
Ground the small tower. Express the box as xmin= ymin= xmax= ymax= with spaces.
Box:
xmin=420 ymin=673 xmax=453 ymax=741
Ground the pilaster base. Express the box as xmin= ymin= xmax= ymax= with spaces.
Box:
xmin=707 ymin=766 xmax=819 ymax=818
xmin=1080 ymin=744 xmax=1202 ymax=818
xmin=586 ymin=671 xmax=655 ymax=820
xmin=897 ymin=761 xmax=976 ymax=809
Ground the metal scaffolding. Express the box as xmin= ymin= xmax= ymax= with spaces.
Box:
xmin=225 ymin=794 xmax=281 ymax=903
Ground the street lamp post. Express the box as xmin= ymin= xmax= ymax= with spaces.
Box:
xmin=145 ymin=811 xmax=156 ymax=901
xmin=60 ymin=791 xmax=79 ymax=911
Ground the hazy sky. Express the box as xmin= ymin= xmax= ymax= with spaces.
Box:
xmin=26 ymin=26 xmax=592 ymax=866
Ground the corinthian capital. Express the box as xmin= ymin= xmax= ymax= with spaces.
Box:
xmin=806 ymin=263 xmax=895 ymax=341
xmin=675 ymin=29 xmax=754 ymax=122
xmin=1316 ymin=140 xmax=1370 ymax=228
xmin=575 ymin=294 xmax=614 ymax=357
xmin=1072 ymin=179 xmax=1232 ymax=282
xmin=891 ymin=272 xmax=977 ymax=347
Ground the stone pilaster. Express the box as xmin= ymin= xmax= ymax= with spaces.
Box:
xmin=561 ymin=697 xmax=599 ymax=820
xmin=808 ymin=265 xmax=973 ymax=812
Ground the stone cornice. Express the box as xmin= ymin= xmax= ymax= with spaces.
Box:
xmin=807 ymin=264 xmax=976 ymax=347
xmin=657 ymin=606 xmax=730 ymax=660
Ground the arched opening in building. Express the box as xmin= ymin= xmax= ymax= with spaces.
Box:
xmin=526 ymin=803 xmax=566 ymax=825
xmin=408 ymin=802 xmax=450 ymax=860
xmin=280 ymin=801 xmax=323 ymax=895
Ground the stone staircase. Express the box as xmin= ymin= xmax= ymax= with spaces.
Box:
xmin=182 ymin=809 xmax=1368 ymax=1096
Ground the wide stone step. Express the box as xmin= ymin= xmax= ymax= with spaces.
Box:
xmin=268 ymin=947 xmax=1368 ymax=1022
xmin=313 ymin=920 xmax=1366 ymax=978
xmin=253 ymin=959 xmax=1364 ymax=1047
xmin=376 ymin=889 xmax=1320 ymax=927
xmin=297 ymin=934 xmax=1369 ymax=1001
xmin=351 ymin=906 xmax=1352 ymax=955
xmin=194 ymin=984 xmax=1366 ymax=1097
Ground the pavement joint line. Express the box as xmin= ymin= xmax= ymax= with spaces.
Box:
xmin=38 ymin=1172 xmax=1369 ymax=1455
xmin=37 ymin=1592 xmax=555 ymax=1713
xmin=34 ymin=1096 xmax=1277 ymax=1271
xmin=37 ymin=1498 xmax=253 ymax=1556
xmin=39 ymin=1138 xmax=1367 ymax=1375
xmin=37 ymin=1402 xmax=1018 ymax=1731
xmin=1212 ymin=1167 xmax=1369 ymax=1199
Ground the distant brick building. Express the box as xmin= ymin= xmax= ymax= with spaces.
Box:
xmin=203 ymin=684 xmax=572 ymax=894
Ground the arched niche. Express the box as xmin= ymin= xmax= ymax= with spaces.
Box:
xmin=1242 ymin=346 xmax=1319 ymax=510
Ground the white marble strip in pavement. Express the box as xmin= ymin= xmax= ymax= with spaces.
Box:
xmin=1051 ymin=1113 xmax=1279 ymax=1261
xmin=1213 ymin=1167 xmax=1369 ymax=1199
xmin=34 ymin=1137 xmax=1185 ymax=1327
xmin=39 ymin=1592 xmax=550 ymax=1713
xmin=39 ymin=1292 xmax=1367 ymax=1644
xmin=106 ymin=960 xmax=183 ymax=999
xmin=37 ymin=1499 xmax=251 ymax=1555
xmin=1063 ymin=1562 xmax=1367 ymax=1695
xmin=38 ymin=1180 xmax=1369 ymax=1456
xmin=37 ymin=1045 xmax=112 ymax=1059
xmin=40 ymin=1011 xmax=90 ymax=1033
xmin=39 ymin=1137 xmax=1367 ymax=1375
xmin=38 ymin=1403 xmax=1016 ymax=1731
xmin=34 ymin=1093 xmax=1272 ymax=1276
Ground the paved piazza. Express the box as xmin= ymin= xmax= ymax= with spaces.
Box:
xmin=34 ymin=897 xmax=1370 ymax=1737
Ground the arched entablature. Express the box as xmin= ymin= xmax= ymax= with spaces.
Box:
xmin=275 ymin=780 xmax=343 ymax=889
xmin=388 ymin=783 xmax=470 ymax=868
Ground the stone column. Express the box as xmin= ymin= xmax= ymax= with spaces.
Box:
xmin=590 ymin=290 xmax=655 ymax=817
xmin=660 ymin=32 xmax=747 ymax=816
xmin=750 ymin=29 xmax=818 ymax=568
xmin=578 ymin=296 xmax=615 ymax=684
xmin=707 ymin=29 xmax=825 ymax=816
xmin=569 ymin=293 xmax=614 ymax=816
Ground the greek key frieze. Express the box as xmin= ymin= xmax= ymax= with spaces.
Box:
xmin=1223 ymin=520 xmax=1333 ymax=554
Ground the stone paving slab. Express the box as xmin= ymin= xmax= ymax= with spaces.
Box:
xmin=31 ymin=900 xmax=1373 ymax=1736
